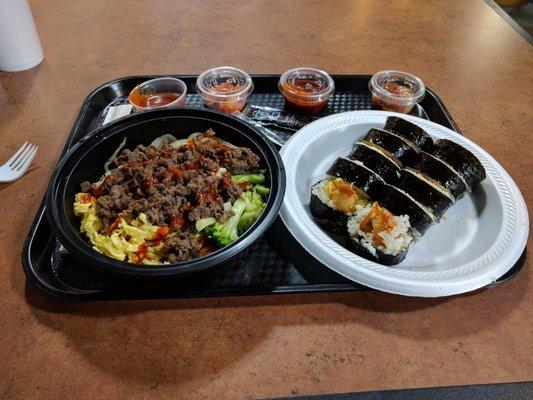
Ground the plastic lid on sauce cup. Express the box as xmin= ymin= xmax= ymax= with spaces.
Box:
xmin=369 ymin=70 xmax=425 ymax=107
xmin=278 ymin=67 xmax=335 ymax=103
xmin=196 ymin=66 xmax=254 ymax=102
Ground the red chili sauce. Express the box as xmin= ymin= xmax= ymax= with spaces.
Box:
xmin=281 ymin=78 xmax=328 ymax=114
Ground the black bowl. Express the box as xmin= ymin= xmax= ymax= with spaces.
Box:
xmin=45 ymin=108 xmax=286 ymax=278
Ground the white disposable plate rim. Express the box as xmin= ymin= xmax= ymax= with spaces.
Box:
xmin=279 ymin=110 xmax=529 ymax=297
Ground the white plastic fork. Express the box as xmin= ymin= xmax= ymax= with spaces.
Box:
xmin=0 ymin=142 xmax=38 ymax=183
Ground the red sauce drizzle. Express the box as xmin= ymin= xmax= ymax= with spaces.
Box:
xmin=168 ymin=167 xmax=184 ymax=179
xmin=170 ymin=215 xmax=185 ymax=230
xmin=221 ymin=173 xmax=233 ymax=189
xmin=183 ymin=160 xmax=198 ymax=170
xmin=237 ymin=181 xmax=251 ymax=191
xmin=91 ymin=176 xmax=110 ymax=197
xmin=107 ymin=216 xmax=121 ymax=235
xmin=133 ymin=244 xmax=151 ymax=263
xmin=155 ymin=226 xmax=170 ymax=238
xmin=197 ymin=189 xmax=221 ymax=204
xmin=80 ymin=193 xmax=93 ymax=203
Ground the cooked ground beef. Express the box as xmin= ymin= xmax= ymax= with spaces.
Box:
xmin=163 ymin=231 xmax=200 ymax=263
xmin=80 ymin=129 xmax=260 ymax=263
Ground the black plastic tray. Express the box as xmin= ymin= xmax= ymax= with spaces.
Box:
xmin=22 ymin=75 xmax=526 ymax=300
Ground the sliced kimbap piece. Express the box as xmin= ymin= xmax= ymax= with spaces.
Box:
xmin=348 ymin=141 xmax=402 ymax=183
xmin=310 ymin=178 xmax=369 ymax=233
xmin=347 ymin=202 xmax=412 ymax=265
xmin=378 ymin=183 xmax=437 ymax=234
xmin=431 ymin=139 xmax=486 ymax=189
xmin=413 ymin=151 xmax=469 ymax=198
xmin=364 ymin=128 xmax=419 ymax=166
xmin=326 ymin=157 xmax=384 ymax=197
xmin=383 ymin=116 xmax=434 ymax=151
xmin=398 ymin=168 xmax=454 ymax=218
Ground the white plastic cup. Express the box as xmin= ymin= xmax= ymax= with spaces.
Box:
xmin=0 ymin=0 xmax=44 ymax=72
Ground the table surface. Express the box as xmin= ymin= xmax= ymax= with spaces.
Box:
xmin=1 ymin=1 xmax=532 ymax=399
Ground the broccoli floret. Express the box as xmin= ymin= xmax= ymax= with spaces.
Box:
xmin=205 ymin=198 xmax=246 ymax=246
xmin=238 ymin=191 xmax=266 ymax=232
xmin=232 ymin=173 xmax=265 ymax=185
xmin=254 ymin=185 xmax=270 ymax=197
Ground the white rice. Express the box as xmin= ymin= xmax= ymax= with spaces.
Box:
xmin=347 ymin=204 xmax=412 ymax=256
xmin=311 ymin=179 xmax=336 ymax=209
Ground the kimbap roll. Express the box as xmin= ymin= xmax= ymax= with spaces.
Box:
xmin=383 ymin=116 xmax=434 ymax=151
xmin=397 ymin=168 xmax=454 ymax=218
xmin=310 ymin=178 xmax=369 ymax=233
xmin=348 ymin=141 xmax=402 ymax=183
xmin=364 ymin=128 xmax=419 ymax=166
xmin=413 ymin=151 xmax=469 ymax=198
xmin=432 ymin=139 xmax=486 ymax=189
xmin=378 ymin=183 xmax=437 ymax=234
xmin=347 ymin=202 xmax=412 ymax=265
xmin=326 ymin=157 xmax=384 ymax=197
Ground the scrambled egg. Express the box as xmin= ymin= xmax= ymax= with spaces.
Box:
xmin=73 ymin=193 xmax=167 ymax=264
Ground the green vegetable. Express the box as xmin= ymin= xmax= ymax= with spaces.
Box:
xmin=232 ymin=173 xmax=265 ymax=185
xmin=238 ymin=191 xmax=266 ymax=232
xmin=203 ymin=190 xmax=267 ymax=246
xmin=195 ymin=217 xmax=216 ymax=232
xmin=205 ymin=198 xmax=247 ymax=246
xmin=357 ymin=198 xmax=368 ymax=207
xmin=223 ymin=201 xmax=232 ymax=212
xmin=254 ymin=185 xmax=270 ymax=197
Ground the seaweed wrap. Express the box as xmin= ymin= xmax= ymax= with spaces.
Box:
xmin=364 ymin=128 xmax=419 ymax=166
xmin=346 ymin=202 xmax=412 ymax=265
xmin=383 ymin=116 xmax=434 ymax=151
xmin=397 ymin=168 xmax=454 ymax=218
xmin=412 ymin=151 xmax=469 ymax=199
xmin=310 ymin=178 xmax=368 ymax=233
xmin=432 ymin=139 xmax=486 ymax=189
xmin=348 ymin=141 xmax=402 ymax=183
xmin=326 ymin=157 xmax=384 ymax=197
xmin=378 ymin=183 xmax=437 ymax=234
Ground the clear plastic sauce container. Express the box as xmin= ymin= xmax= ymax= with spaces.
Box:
xmin=369 ymin=70 xmax=425 ymax=114
xmin=128 ymin=77 xmax=187 ymax=111
xmin=195 ymin=66 xmax=253 ymax=114
xmin=278 ymin=67 xmax=334 ymax=114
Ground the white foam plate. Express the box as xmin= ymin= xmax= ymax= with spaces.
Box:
xmin=280 ymin=111 xmax=528 ymax=297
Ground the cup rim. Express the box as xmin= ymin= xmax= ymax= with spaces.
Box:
xmin=195 ymin=66 xmax=254 ymax=100
xmin=369 ymin=70 xmax=425 ymax=104
xmin=278 ymin=67 xmax=335 ymax=101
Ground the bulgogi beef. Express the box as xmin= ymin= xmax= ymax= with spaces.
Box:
xmin=80 ymin=129 xmax=260 ymax=262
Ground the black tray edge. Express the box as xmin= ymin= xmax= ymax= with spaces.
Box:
xmin=21 ymin=74 xmax=527 ymax=300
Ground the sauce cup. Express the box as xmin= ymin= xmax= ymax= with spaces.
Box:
xmin=278 ymin=67 xmax=334 ymax=114
xmin=128 ymin=77 xmax=187 ymax=112
xmin=369 ymin=70 xmax=425 ymax=114
xmin=195 ymin=66 xmax=254 ymax=114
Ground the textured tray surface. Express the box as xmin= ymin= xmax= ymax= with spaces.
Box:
xmin=99 ymin=92 xmax=374 ymax=128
